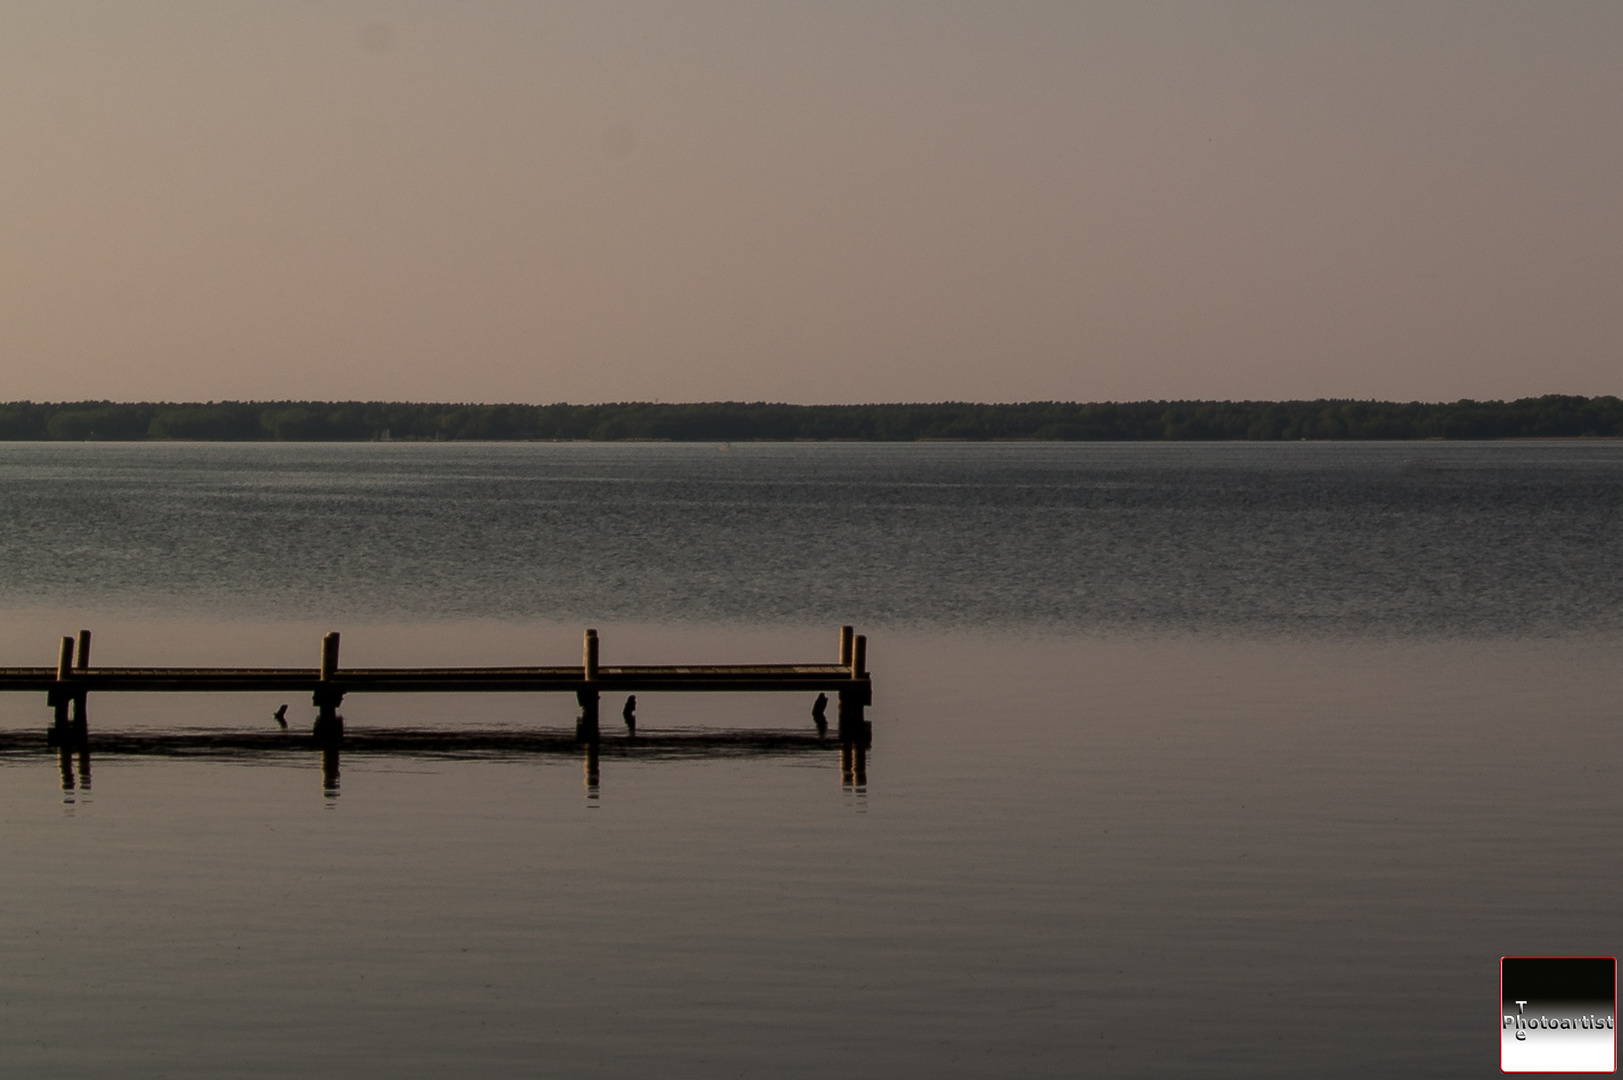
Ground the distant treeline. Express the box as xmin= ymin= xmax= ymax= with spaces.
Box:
xmin=1 ymin=396 xmax=1620 ymax=442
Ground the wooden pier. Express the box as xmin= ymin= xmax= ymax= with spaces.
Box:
xmin=0 ymin=626 xmax=873 ymax=749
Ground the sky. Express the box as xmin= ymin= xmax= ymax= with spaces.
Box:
xmin=1 ymin=1 xmax=1619 ymax=405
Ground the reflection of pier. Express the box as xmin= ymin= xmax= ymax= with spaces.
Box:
xmin=1 ymin=625 xmax=874 ymax=797
xmin=0 ymin=727 xmax=864 ymax=797
xmin=0 ymin=727 xmax=852 ymax=760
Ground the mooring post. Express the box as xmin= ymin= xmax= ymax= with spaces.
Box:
xmin=48 ymin=635 xmax=74 ymax=746
xmin=839 ymin=625 xmax=854 ymax=667
xmin=313 ymin=631 xmax=343 ymax=745
xmin=576 ymin=628 xmax=600 ymax=743
xmin=838 ymin=632 xmax=871 ymax=746
xmin=71 ymin=629 xmax=91 ymax=741
xmin=320 ymin=631 xmax=340 ymax=682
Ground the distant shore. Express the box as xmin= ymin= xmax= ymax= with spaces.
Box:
xmin=2 ymin=396 xmax=1620 ymax=442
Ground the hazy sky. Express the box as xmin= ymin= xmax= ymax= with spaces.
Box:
xmin=2 ymin=2 xmax=1619 ymax=404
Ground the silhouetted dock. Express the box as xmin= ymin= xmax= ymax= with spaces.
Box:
xmin=0 ymin=626 xmax=874 ymax=749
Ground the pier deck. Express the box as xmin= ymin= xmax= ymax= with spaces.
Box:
xmin=0 ymin=663 xmax=865 ymax=695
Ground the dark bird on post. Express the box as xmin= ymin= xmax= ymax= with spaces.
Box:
xmin=274 ymin=704 xmax=289 ymax=729
xmin=622 ymin=694 xmax=636 ymax=735
xmin=812 ymin=692 xmax=828 ymax=737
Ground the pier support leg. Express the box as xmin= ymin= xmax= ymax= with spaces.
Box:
xmin=838 ymin=630 xmax=871 ymax=746
xmin=577 ymin=627 xmax=600 ymax=742
xmin=50 ymin=693 xmax=71 ymax=747
xmin=312 ymin=687 xmax=345 ymax=746
xmin=70 ymin=692 xmax=88 ymax=745
xmin=836 ymin=688 xmax=870 ymax=746
xmin=313 ymin=632 xmax=344 ymax=746
xmin=72 ymin=629 xmax=91 ymax=745
xmin=47 ymin=635 xmax=76 ymax=749
xmin=576 ymin=689 xmax=600 ymax=743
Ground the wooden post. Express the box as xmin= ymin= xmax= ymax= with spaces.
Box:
xmin=839 ymin=633 xmax=870 ymax=745
xmin=49 ymin=636 xmax=73 ymax=744
xmin=839 ymin=625 xmax=854 ymax=666
xmin=320 ymin=632 xmax=340 ymax=682
xmin=577 ymin=629 xmax=600 ymax=742
xmin=314 ymin=631 xmax=343 ymax=745
xmin=71 ymin=629 xmax=90 ymax=740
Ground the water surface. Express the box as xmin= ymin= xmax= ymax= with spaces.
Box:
xmin=1 ymin=443 xmax=1619 ymax=1078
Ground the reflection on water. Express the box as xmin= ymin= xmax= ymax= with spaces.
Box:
xmin=583 ymin=743 xmax=599 ymax=805
xmin=54 ymin=745 xmax=91 ymax=802
xmin=0 ymin=628 xmax=1617 ymax=1078
xmin=322 ymin=744 xmax=340 ymax=799
xmin=840 ymin=741 xmax=866 ymax=793
xmin=3 ymin=727 xmax=873 ymax=803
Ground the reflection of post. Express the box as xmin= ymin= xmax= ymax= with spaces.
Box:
xmin=58 ymin=746 xmax=76 ymax=792
xmin=77 ymin=747 xmax=91 ymax=789
xmin=838 ymin=742 xmax=869 ymax=793
xmin=583 ymin=742 xmax=600 ymax=803
xmin=322 ymin=745 xmax=340 ymax=797
xmin=576 ymin=628 xmax=600 ymax=743
xmin=314 ymin=631 xmax=344 ymax=746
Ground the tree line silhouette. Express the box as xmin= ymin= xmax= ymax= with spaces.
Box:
xmin=1 ymin=396 xmax=1619 ymax=442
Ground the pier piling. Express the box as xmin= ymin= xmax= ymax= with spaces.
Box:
xmin=71 ymin=629 xmax=91 ymax=741
xmin=576 ymin=628 xmax=600 ymax=742
xmin=313 ymin=631 xmax=344 ymax=745
xmin=838 ymin=634 xmax=871 ymax=745
xmin=48 ymin=636 xmax=74 ymax=746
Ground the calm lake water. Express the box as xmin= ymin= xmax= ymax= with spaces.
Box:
xmin=1 ymin=442 xmax=1619 ymax=1078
